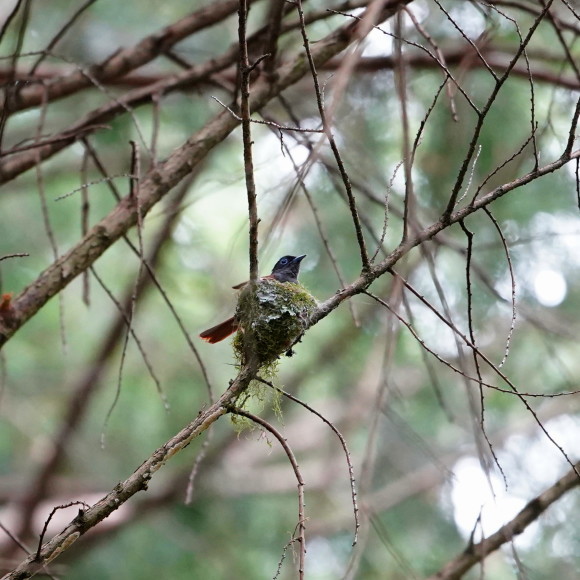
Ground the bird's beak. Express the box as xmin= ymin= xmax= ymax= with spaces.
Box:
xmin=293 ymin=254 xmax=306 ymax=264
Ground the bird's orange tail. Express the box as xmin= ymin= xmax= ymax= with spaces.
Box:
xmin=199 ymin=316 xmax=238 ymax=343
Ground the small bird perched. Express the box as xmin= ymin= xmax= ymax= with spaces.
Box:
xmin=199 ymin=255 xmax=308 ymax=344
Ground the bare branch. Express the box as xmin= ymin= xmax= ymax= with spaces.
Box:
xmin=426 ymin=460 xmax=580 ymax=580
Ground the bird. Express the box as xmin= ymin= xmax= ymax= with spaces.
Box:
xmin=199 ymin=255 xmax=306 ymax=344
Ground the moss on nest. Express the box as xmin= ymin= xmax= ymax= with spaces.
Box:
xmin=230 ymin=379 xmax=283 ymax=432
xmin=232 ymin=279 xmax=317 ymax=367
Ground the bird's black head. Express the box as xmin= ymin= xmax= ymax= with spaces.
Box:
xmin=270 ymin=254 xmax=306 ymax=283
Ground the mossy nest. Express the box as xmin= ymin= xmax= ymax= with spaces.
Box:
xmin=232 ymin=279 xmax=317 ymax=367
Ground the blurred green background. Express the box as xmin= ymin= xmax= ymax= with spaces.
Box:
xmin=1 ymin=0 xmax=580 ymax=578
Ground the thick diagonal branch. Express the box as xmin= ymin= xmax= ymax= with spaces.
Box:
xmin=1 ymin=363 xmax=257 ymax=580
xmin=426 ymin=459 xmax=580 ymax=580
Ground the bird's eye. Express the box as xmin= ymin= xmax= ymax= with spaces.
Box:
xmin=280 ymin=258 xmax=288 ymax=265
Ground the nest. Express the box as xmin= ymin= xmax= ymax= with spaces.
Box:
xmin=232 ymin=279 xmax=317 ymax=367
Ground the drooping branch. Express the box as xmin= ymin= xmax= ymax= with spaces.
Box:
xmin=226 ymin=406 xmax=306 ymax=579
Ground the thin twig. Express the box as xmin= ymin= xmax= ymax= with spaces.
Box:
xmin=443 ymin=0 xmax=557 ymax=217
xmin=29 ymin=0 xmax=98 ymax=75
xmin=212 ymin=96 xmax=324 ymax=133
xmin=226 ymin=405 xmax=306 ymax=579
xmin=238 ymin=0 xmax=259 ymax=285
xmin=35 ymin=501 xmax=90 ymax=560
xmin=0 ymin=253 xmax=29 ymax=262
xmin=295 ymin=0 xmax=371 ymax=273
xmin=483 ymin=208 xmax=517 ymax=369
xmin=258 ymin=377 xmax=359 ymax=546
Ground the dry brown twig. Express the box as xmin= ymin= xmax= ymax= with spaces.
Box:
xmin=226 ymin=406 xmax=306 ymax=579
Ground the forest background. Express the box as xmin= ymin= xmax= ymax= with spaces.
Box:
xmin=0 ymin=0 xmax=580 ymax=578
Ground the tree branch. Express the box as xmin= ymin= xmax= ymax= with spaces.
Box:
xmin=2 ymin=363 xmax=258 ymax=580
xmin=427 ymin=459 xmax=580 ymax=580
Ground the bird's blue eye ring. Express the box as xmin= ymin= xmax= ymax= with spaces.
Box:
xmin=280 ymin=258 xmax=288 ymax=265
